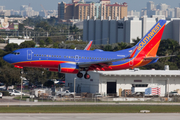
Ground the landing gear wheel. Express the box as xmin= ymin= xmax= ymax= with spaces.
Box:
xmin=77 ymin=72 xmax=83 ymax=78
xmin=84 ymin=73 xmax=90 ymax=79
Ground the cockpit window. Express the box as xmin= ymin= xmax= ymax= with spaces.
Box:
xmin=11 ymin=52 xmax=20 ymax=55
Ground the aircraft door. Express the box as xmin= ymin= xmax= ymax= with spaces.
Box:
xmin=27 ymin=50 xmax=32 ymax=60
xmin=129 ymin=59 xmax=134 ymax=66
xmin=75 ymin=55 xmax=79 ymax=62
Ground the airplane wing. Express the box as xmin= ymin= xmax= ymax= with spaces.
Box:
xmin=84 ymin=40 xmax=93 ymax=50
xmin=78 ymin=57 xmax=130 ymax=68
xmin=78 ymin=46 xmax=137 ymax=68
xmin=144 ymin=55 xmax=176 ymax=60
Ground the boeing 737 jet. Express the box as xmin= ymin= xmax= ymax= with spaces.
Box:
xmin=3 ymin=20 xmax=171 ymax=79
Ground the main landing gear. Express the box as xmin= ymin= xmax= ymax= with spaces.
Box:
xmin=77 ymin=72 xmax=90 ymax=79
xmin=77 ymin=72 xmax=83 ymax=78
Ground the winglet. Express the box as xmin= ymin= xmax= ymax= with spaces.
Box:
xmin=128 ymin=47 xmax=138 ymax=58
xmin=84 ymin=40 xmax=93 ymax=50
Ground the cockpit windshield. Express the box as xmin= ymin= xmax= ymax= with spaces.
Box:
xmin=11 ymin=52 xmax=20 ymax=55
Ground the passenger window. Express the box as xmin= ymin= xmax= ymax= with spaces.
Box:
xmin=85 ymin=57 xmax=86 ymax=59
xmin=82 ymin=57 xmax=84 ymax=59
xmin=59 ymin=56 xmax=61 ymax=58
xmin=47 ymin=55 xmax=48 ymax=57
xmin=34 ymin=54 xmax=36 ymax=56
xmin=49 ymin=55 xmax=51 ymax=57
xmin=39 ymin=55 xmax=41 ymax=57
xmin=57 ymin=55 xmax=58 ymax=57
xmin=69 ymin=56 xmax=70 ymax=58
xmin=64 ymin=56 xmax=66 ymax=58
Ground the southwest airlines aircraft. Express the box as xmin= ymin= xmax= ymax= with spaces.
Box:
xmin=3 ymin=20 xmax=171 ymax=79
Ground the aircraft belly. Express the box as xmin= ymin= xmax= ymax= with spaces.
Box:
xmin=14 ymin=60 xmax=66 ymax=69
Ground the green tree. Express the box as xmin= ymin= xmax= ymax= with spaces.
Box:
xmin=39 ymin=40 xmax=45 ymax=47
xmin=0 ymin=66 xmax=21 ymax=89
xmin=53 ymin=43 xmax=59 ymax=48
xmin=4 ymin=43 xmax=19 ymax=52
xmin=104 ymin=45 xmax=112 ymax=51
xmin=69 ymin=45 xmax=75 ymax=49
xmin=45 ymin=37 xmax=53 ymax=46
xmin=19 ymin=41 xmax=35 ymax=48
xmin=23 ymin=68 xmax=47 ymax=85
xmin=131 ymin=37 xmax=141 ymax=46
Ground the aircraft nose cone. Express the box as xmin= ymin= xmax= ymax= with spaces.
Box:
xmin=3 ymin=54 xmax=11 ymax=63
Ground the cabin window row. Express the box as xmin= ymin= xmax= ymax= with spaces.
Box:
xmin=33 ymin=54 xmax=113 ymax=60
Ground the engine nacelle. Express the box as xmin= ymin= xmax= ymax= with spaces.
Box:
xmin=58 ymin=63 xmax=79 ymax=74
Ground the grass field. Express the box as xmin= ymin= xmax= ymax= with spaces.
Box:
xmin=0 ymin=105 xmax=180 ymax=113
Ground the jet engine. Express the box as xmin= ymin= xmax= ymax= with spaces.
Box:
xmin=58 ymin=63 xmax=79 ymax=74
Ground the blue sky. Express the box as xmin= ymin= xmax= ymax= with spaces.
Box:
xmin=0 ymin=0 xmax=180 ymax=11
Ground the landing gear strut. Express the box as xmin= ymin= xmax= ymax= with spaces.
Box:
xmin=77 ymin=72 xmax=83 ymax=78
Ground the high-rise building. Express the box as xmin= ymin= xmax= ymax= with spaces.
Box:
xmin=175 ymin=7 xmax=180 ymax=18
xmin=58 ymin=0 xmax=128 ymax=20
xmin=128 ymin=10 xmax=140 ymax=17
xmin=156 ymin=3 xmax=169 ymax=11
xmin=20 ymin=5 xmax=39 ymax=17
xmin=0 ymin=6 xmax=5 ymax=11
xmin=147 ymin=1 xmax=155 ymax=17
xmin=147 ymin=1 xmax=155 ymax=11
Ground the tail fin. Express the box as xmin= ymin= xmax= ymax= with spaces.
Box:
xmin=134 ymin=20 xmax=166 ymax=57
xmin=84 ymin=40 xmax=93 ymax=50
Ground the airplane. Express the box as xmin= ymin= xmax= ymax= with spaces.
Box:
xmin=3 ymin=20 xmax=172 ymax=79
